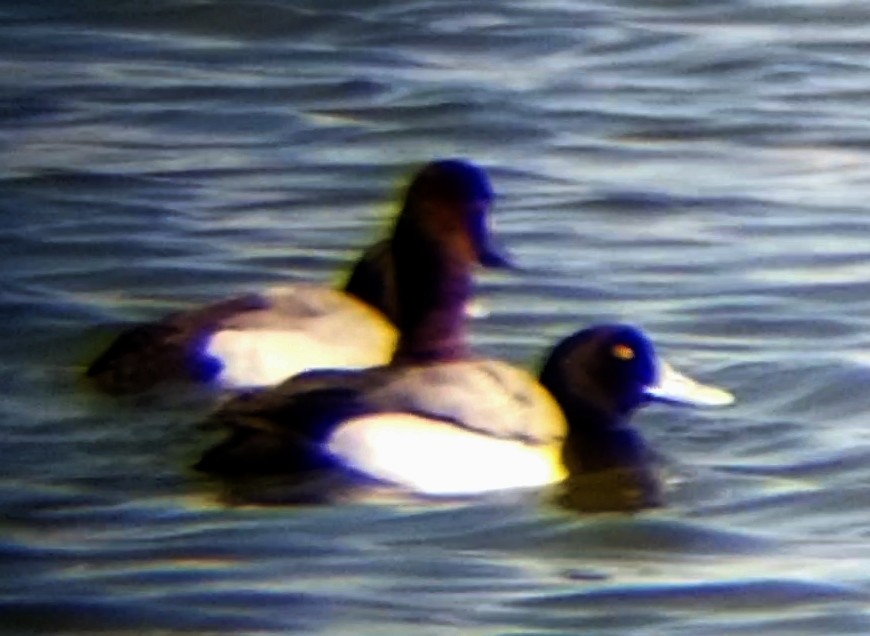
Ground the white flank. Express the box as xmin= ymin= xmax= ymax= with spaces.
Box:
xmin=206 ymin=329 xmax=389 ymax=388
xmin=326 ymin=413 xmax=566 ymax=496
xmin=204 ymin=285 xmax=397 ymax=388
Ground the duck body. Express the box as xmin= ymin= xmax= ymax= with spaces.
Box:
xmin=86 ymin=285 xmax=396 ymax=393
xmin=197 ymin=324 xmax=734 ymax=508
xmin=197 ymin=359 xmax=569 ymax=494
xmin=85 ymin=159 xmax=504 ymax=394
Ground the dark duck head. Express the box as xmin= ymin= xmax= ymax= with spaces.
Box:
xmin=387 ymin=159 xmax=512 ymax=364
xmin=538 ymin=324 xmax=733 ymax=510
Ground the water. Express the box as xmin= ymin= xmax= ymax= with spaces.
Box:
xmin=2 ymin=0 xmax=870 ymax=633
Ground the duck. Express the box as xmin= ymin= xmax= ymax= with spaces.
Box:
xmin=85 ymin=159 xmax=509 ymax=394
xmin=196 ymin=320 xmax=734 ymax=509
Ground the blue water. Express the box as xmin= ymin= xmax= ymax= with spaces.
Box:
xmin=2 ymin=1 xmax=870 ymax=633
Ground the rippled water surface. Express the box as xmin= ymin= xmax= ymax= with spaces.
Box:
xmin=3 ymin=1 xmax=870 ymax=633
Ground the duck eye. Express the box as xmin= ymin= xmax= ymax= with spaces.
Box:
xmin=612 ymin=343 xmax=635 ymax=360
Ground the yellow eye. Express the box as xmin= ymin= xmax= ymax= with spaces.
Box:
xmin=612 ymin=343 xmax=635 ymax=360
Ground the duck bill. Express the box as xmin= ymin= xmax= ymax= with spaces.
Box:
xmin=644 ymin=360 xmax=735 ymax=407
xmin=477 ymin=241 xmax=514 ymax=269
xmin=469 ymin=204 xmax=515 ymax=269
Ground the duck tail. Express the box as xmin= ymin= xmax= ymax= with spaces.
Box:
xmin=85 ymin=323 xmax=208 ymax=394
xmin=195 ymin=419 xmax=333 ymax=475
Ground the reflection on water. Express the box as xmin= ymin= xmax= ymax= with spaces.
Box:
xmin=2 ymin=0 xmax=870 ymax=633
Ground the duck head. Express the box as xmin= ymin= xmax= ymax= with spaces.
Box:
xmin=396 ymin=159 xmax=512 ymax=269
xmin=539 ymin=324 xmax=733 ymax=474
xmin=391 ymin=160 xmax=513 ymax=364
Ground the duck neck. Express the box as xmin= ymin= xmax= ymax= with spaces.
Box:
xmin=389 ymin=218 xmax=471 ymax=365
xmin=550 ymin=394 xmax=649 ymax=475
xmin=342 ymin=240 xmax=398 ymax=325
xmin=557 ymin=403 xmax=660 ymax=511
